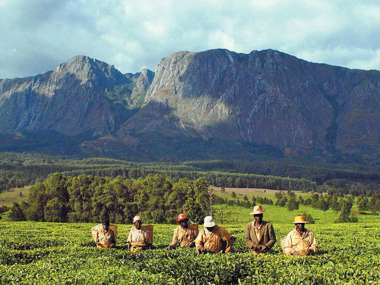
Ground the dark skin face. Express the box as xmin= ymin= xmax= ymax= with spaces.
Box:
xmin=180 ymin=219 xmax=189 ymax=228
xmin=295 ymin=223 xmax=305 ymax=232
xmin=134 ymin=220 xmax=142 ymax=230
xmin=103 ymin=222 xmax=110 ymax=232
xmin=253 ymin=214 xmax=263 ymax=225
xmin=206 ymin=226 xmax=215 ymax=232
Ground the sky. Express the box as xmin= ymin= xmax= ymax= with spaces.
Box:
xmin=1 ymin=0 xmax=380 ymax=78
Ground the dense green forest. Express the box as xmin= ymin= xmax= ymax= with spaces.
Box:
xmin=1 ymin=152 xmax=380 ymax=195
xmin=10 ymin=174 xmax=211 ymax=224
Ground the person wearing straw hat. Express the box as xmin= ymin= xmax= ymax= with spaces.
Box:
xmin=167 ymin=213 xmax=198 ymax=249
xmin=195 ymin=216 xmax=232 ymax=254
xmin=281 ymin=215 xmax=318 ymax=256
xmin=127 ymin=215 xmax=149 ymax=251
xmin=245 ymin=205 xmax=276 ymax=254
xmin=91 ymin=212 xmax=118 ymax=249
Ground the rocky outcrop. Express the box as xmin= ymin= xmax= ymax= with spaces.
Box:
xmin=0 ymin=56 xmax=153 ymax=138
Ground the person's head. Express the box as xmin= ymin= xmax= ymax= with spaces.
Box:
xmin=295 ymin=223 xmax=305 ymax=232
xmin=102 ymin=220 xmax=110 ymax=231
xmin=102 ymin=210 xmax=110 ymax=231
xmin=254 ymin=214 xmax=263 ymax=223
xmin=176 ymin=213 xmax=189 ymax=228
xmin=251 ymin=205 xmax=264 ymax=222
xmin=133 ymin=215 xmax=142 ymax=229
xmin=293 ymin=215 xmax=307 ymax=232
xmin=204 ymin=216 xmax=216 ymax=231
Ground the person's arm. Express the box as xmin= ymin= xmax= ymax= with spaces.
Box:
xmin=264 ymin=223 xmax=276 ymax=250
xmin=169 ymin=228 xmax=179 ymax=248
xmin=308 ymin=232 xmax=318 ymax=253
xmin=245 ymin=224 xmax=255 ymax=250
xmin=221 ymin=228 xmax=233 ymax=253
xmin=281 ymin=232 xmax=294 ymax=255
xmin=127 ymin=230 xmax=132 ymax=244
xmin=195 ymin=231 xmax=205 ymax=252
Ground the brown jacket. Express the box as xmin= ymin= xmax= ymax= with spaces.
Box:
xmin=245 ymin=221 xmax=276 ymax=252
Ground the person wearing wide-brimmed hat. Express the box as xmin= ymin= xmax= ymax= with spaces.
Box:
xmin=245 ymin=205 xmax=276 ymax=254
xmin=167 ymin=213 xmax=199 ymax=249
xmin=127 ymin=215 xmax=150 ymax=251
xmin=195 ymin=216 xmax=232 ymax=254
xmin=281 ymin=215 xmax=318 ymax=256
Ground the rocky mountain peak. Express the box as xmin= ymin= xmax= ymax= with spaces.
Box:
xmin=54 ymin=55 xmax=126 ymax=86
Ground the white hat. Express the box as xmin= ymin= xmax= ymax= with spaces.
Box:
xmin=250 ymin=205 xmax=264 ymax=215
xmin=204 ymin=216 xmax=216 ymax=227
xmin=133 ymin=215 xmax=141 ymax=223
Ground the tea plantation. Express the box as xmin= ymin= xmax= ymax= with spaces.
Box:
xmin=1 ymin=205 xmax=379 ymax=284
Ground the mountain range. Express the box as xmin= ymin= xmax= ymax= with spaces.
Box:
xmin=1 ymin=49 xmax=380 ymax=164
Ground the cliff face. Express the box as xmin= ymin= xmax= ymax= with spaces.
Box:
xmin=114 ymin=49 xmax=380 ymax=160
xmin=1 ymin=49 xmax=380 ymax=162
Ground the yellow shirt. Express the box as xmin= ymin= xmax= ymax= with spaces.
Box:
xmin=281 ymin=229 xmax=318 ymax=256
xmin=91 ymin=224 xmax=117 ymax=248
xmin=170 ymin=225 xmax=198 ymax=248
xmin=127 ymin=226 xmax=148 ymax=251
xmin=195 ymin=226 xmax=232 ymax=253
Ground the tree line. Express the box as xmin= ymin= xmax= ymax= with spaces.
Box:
xmin=10 ymin=174 xmax=211 ymax=224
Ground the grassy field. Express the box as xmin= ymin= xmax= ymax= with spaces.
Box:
xmin=1 ymin=203 xmax=379 ymax=284
xmin=0 ymin=186 xmax=30 ymax=207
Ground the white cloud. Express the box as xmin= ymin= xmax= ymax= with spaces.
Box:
xmin=0 ymin=0 xmax=380 ymax=78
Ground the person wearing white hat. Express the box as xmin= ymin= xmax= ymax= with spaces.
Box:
xmin=245 ymin=205 xmax=276 ymax=254
xmin=281 ymin=215 xmax=318 ymax=256
xmin=195 ymin=216 xmax=232 ymax=254
xmin=127 ymin=215 xmax=149 ymax=251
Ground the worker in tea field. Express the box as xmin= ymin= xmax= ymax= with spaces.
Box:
xmin=195 ymin=216 xmax=233 ymax=254
xmin=91 ymin=214 xmax=117 ymax=249
xmin=245 ymin=205 xmax=276 ymax=254
xmin=281 ymin=215 xmax=318 ymax=256
xmin=167 ymin=213 xmax=198 ymax=249
xmin=127 ymin=215 xmax=151 ymax=251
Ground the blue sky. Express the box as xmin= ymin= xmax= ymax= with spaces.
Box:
xmin=1 ymin=0 xmax=380 ymax=78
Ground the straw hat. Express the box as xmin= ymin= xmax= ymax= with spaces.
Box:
xmin=250 ymin=205 xmax=264 ymax=215
xmin=133 ymin=215 xmax=142 ymax=223
xmin=203 ymin=216 xmax=215 ymax=227
xmin=293 ymin=215 xmax=307 ymax=224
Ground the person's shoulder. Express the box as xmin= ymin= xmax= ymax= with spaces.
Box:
xmin=92 ymin=224 xmax=101 ymax=230
xmin=263 ymin=221 xmax=274 ymax=228
xmin=287 ymin=229 xmax=296 ymax=236
xmin=246 ymin=221 xmax=253 ymax=228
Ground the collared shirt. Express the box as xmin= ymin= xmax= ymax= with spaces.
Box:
xmin=127 ymin=225 xmax=147 ymax=244
xmin=91 ymin=224 xmax=117 ymax=248
xmin=170 ymin=225 xmax=198 ymax=248
xmin=195 ymin=226 xmax=232 ymax=253
xmin=281 ymin=229 xmax=318 ymax=256
xmin=254 ymin=223 xmax=263 ymax=241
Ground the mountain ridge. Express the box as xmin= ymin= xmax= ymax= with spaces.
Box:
xmin=1 ymin=48 xmax=380 ymax=165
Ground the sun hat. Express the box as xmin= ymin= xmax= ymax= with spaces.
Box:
xmin=204 ymin=216 xmax=215 ymax=227
xmin=133 ymin=215 xmax=142 ymax=223
xmin=250 ymin=205 xmax=264 ymax=215
xmin=293 ymin=215 xmax=307 ymax=224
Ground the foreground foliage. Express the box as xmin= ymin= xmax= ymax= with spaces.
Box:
xmin=0 ymin=220 xmax=379 ymax=284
